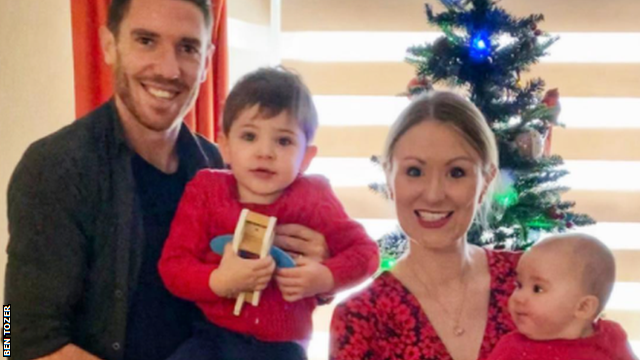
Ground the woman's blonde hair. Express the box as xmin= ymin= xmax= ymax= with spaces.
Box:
xmin=383 ymin=91 xmax=499 ymax=228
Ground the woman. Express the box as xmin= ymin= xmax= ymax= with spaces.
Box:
xmin=330 ymin=91 xmax=521 ymax=360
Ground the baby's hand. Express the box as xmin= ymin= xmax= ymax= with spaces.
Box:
xmin=275 ymin=256 xmax=334 ymax=302
xmin=209 ymin=243 xmax=275 ymax=298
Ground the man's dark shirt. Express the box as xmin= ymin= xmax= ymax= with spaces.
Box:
xmin=5 ymin=100 xmax=223 ymax=360
xmin=124 ymin=154 xmax=198 ymax=360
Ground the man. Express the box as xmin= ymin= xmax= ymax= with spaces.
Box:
xmin=5 ymin=0 xmax=328 ymax=359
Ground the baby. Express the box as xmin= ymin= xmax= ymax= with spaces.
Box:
xmin=488 ymin=233 xmax=637 ymax=360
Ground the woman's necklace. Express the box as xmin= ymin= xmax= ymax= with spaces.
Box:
xmin=407 ymin=261 xmax=471 ymax=337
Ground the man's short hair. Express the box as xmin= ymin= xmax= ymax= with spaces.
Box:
xmin=222 ymin=67 xmax=318 ymax=142
xmin=107 ymin=0 xmax=213 ymax=36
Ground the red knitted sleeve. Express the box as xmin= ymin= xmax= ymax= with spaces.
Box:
xmin=158 ymin=170 xmax=224 ymax=303
xmin=300 ymin=175 xmax=380 ymax=292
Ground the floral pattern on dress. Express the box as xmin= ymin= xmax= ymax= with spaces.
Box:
xmin=330 ymin=250 xmax=522 ymax=360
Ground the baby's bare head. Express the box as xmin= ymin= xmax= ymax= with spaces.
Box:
xmin=533 ymin=233 xmax=615 ymax=315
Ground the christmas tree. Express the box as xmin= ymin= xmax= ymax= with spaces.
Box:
xmin=375 ymin=0 xmax=595 ymax=267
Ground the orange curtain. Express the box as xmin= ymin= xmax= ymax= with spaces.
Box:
xmin=184 ymin=0 xmax=228 ymax=142
xmin=70 ymin=0 xmax=228 ymax=142
xmin=71 ymin=1 xmax=113 ymax=119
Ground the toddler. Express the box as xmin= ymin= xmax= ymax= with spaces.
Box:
xmin=159 ymin=67 xmax=380 ymax=360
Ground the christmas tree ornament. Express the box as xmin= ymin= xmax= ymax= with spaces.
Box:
xmin=469 ymin=31 xmax=492 ymax=61
xmin=534 ymin=29 xmax=542 ymax=36
xmin=542 ymin=88 xmax=561 ymax=156
xmin=408 ymin=75 xmax=433 ymax=92
xmin=548 ymin=207 xmax=565 ymax=220
xmin=542 ymin=88 xmax=561 ymax=125
xmin=404 ymin=75 xmax=434 ymax=99
xmin=514 ymin=129 xmax=545 ymax=159
xmin=514 ymin=70 xmax=522 ymax=88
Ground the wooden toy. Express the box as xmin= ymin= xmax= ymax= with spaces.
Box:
xmin=231 ymin=209 xmax=277 ymax=316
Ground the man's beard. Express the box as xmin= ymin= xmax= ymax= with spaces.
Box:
xmin=113 ymin=55 xmax=198 ymax=132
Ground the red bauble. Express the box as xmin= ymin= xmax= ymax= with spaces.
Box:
xmin=407 ymin=75 xmax=432 ymax=90
xmin=405 ymin=75 xmax=433 ymax=99
xmin=534 ymin=29 xmax=542 ymax=36
xmin=566 ymin=221 xmax=574 ymax=229
xmin=548 ymin=208 xmax=564 ymax=220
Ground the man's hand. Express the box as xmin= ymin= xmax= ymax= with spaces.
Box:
xmin=35 ymin=344 xmax=103 ymax=360
xmin=209 ymin=243 xmax=276 ymax=298
xmin=275 ymin=256 xmax=334 ymax=302
xmin=274 ymin=224 xmax=330 ymax=262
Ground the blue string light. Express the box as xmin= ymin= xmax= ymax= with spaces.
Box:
xmin=469 ymin=31 xmax=492 ymax=61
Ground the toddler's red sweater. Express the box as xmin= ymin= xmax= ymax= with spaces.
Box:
xmin=159 ymin=170 xmax=379 ymax=342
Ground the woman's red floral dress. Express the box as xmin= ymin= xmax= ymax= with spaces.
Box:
xmin=330 ymin=249 xmax=522 ymax=360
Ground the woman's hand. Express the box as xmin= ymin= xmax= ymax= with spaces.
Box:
xmin=275 ymin=256 xmax=335 ymax=302
xmin=209 ymin=243 xmax=276 ymax=298
xmin=274 ymin=224 xmax=330 ymax=262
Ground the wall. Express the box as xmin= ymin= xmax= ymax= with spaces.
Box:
xmin=228 ymin=0 xmax=272 ymax=86
xmin=0 ymin=0 xmax=76 ymax=301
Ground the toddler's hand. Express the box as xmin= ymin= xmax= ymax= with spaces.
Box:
xmin=209 ymin=243 xmax=275 ymax=298
xmin=275 ymin=256 xmax=334 ymax=302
